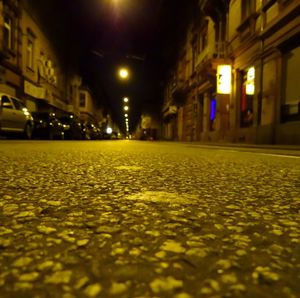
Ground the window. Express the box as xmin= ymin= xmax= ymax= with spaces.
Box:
xmin=200 ymin=27 xmax=208 ymax=52
xmin=242 ymin=0 xmax=255 ymax=20
xmin=240 ymin=69 xmax=254 ymax=127
xmin=281 ymin=45 xmax=300 ymax=122
xmin=79 ymin=93 xmax=86 ymax=108
xmin=198 ymin=22 xmax=208 ymax=53
xmin=11 ymin=98 xmax=25 ymax=111
xmin=1 ymin=95 xmax=13 ymax=109
xmin=4 ymin=15 xmax=13 ymax=50
xmin=26 ymin=32 xmax=34 ymax=69
xmin=192 ymin=40 xmax=197 ymax=72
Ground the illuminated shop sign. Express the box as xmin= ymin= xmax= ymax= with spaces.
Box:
xmin=246 ymin=67 xmax=255 ymax=95
xmin=217 ymin=65 xmax=231 ymax=94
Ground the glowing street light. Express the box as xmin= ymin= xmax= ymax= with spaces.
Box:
xmin=123 ymin=97 xmax=129 ymax=103
xmin=124 ymin=106 xmax=129 ymax=111
xmin=118 ymin=68 xmax=129 ymax=80
xmin=125 ymin=114 xmax=128 ymax=118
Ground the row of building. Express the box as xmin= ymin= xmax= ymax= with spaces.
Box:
xmin=0 ymin=0 xmax=112 ymax=129
xmin=162 ymin=0 xmax=300 ymax=144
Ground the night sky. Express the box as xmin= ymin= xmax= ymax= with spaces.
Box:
xmin=31 ymin=0 xmax=195 ymax=131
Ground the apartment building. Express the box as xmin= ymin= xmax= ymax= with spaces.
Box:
xmin=0 ymin=0 xmax=22 ymax=97
xmin=0 ymin=0 xmax=84 ymax=117
xmin=231 ymin=0 xmax=300 ymax=144
xmin=20 ymin=0 xmax=83 ymax=116
xmin=79 ymin=86 xmax=104 ymax=125
xmin=162 ymin=0 xmax=300 ymax=144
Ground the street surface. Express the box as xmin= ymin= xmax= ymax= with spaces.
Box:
xmin=0 ymin=140 xmax=299 ymax=298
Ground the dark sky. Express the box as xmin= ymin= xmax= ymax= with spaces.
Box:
xmin=32 ymin=0 xmax=195 ymax=132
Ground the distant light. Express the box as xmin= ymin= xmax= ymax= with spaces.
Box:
xmin=119 ymin=68 xmax=129 ymax=79
xmin=124 ymin=106 xmax=129 ymax=111
xmin=106 ymin=127 xmax=113 ymax=134
xmin=125 ymin=114 xmax=128 ymax=118
xmin=123 ymin=97 xmax=129 ymax=103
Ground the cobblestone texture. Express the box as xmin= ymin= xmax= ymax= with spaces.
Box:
xmin=0 ymin=140 xmax=299 ymax=298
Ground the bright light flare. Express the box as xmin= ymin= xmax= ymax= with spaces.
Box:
xmin=216 ymin=65 xmax=231 ymax=94
xmin=119 ymin=68 xmax=129 ymax=79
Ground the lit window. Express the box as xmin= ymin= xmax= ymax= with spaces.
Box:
xmin=240 ymin=69 xmax=254 ymax=127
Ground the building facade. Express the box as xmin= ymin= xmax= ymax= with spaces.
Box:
xmin=162 ymin=0 xmax=300 ymax=144
xmin=0 ymin=0 xmax=86 ymax=118
xmin=0 ymin=0 xmax=22 ymax=97
xmin=79 ymin=86 xmax=103 ymax=125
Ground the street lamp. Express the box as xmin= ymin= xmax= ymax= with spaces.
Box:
xmin=123 ymin=97 xmax=129 ymax=103
xmin=124 ymin=106 xmax=129 ymax=111
xmin=118 ymin=67 xmax=129 ymax=80
xmin=125 ymin=114 xmax=128 ymax=118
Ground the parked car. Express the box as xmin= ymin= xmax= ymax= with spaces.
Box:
xmin=32 ymin=112 xmax=64 ymax=140
xmin=59 ymin=114 xmax=82 ymax=140
xmin=80 ymin=123 xmax=89 ymax=140
xmin=0 ymin=93 xmax=34 ymax=139
xmin=85 ymin=123 xmax=101 ymax=140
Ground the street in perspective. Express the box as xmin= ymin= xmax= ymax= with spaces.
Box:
xmin=0 ymin=140 xmax=299 ymax=298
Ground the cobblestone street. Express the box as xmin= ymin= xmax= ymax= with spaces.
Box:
xmin=0 ymin=140 xmax=299 ymax=298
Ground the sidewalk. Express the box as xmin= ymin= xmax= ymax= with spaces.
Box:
xmin=184 ymin=142 xmax=300 ymax=151
xmin=177 ymin=141 xmax=300 ymax=156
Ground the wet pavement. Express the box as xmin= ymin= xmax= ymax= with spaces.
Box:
xmin=0 ymin=140 xmax=299 ymax=298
